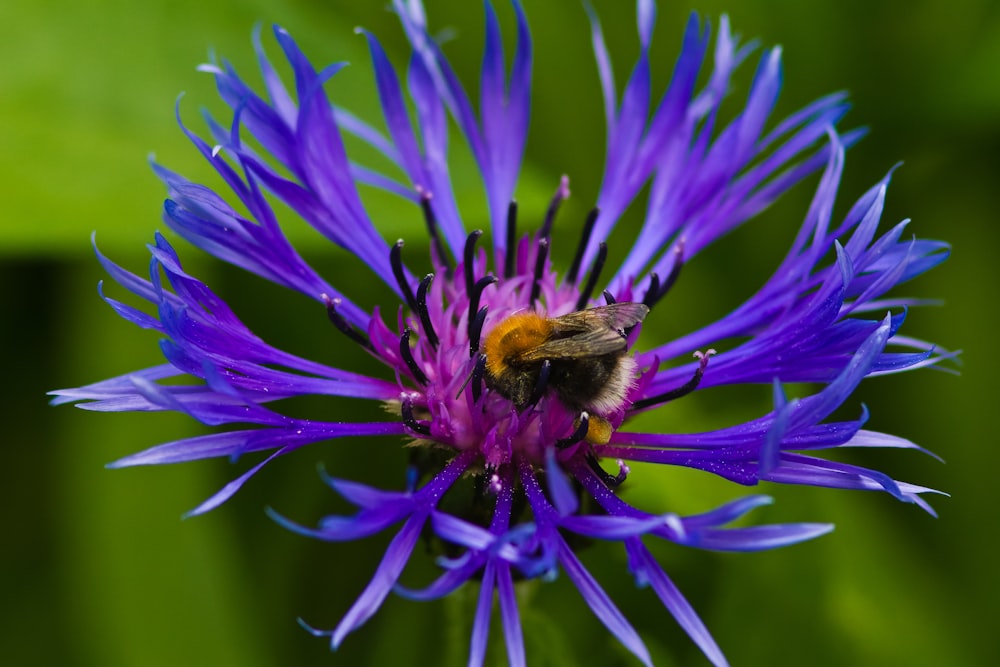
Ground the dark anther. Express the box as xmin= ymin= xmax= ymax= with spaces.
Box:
xmin=603 ymin=290 xmax=617 ymax=305
xmin=323 ymin=295 xmax=374 ymax=352
xmin=470 ymin=353 xmax=486 ymax=403
xmin=468 ymin=306 xmax=488 ymax=357
xmin=463 ymin=230 xmax=483 ymax=296
xmin=556 ymin=410 xmax=589 ymax=448
xmin=401 ymin=395 xmax=432 ymax=436
xmin=566 ymin=207 xmax=599 ymax=284
xmin=631 ymin=349 xmax=714 ymax=411
xmin=419 ymin=189 xmax=452 ymax=277
xmin=538 ymin=175 xmax=569 ymax=240
xmin=586 ymin=451 xmax=628 ymax=488
xmin=415 ymin=274 xmax=439 ymax=350
xmin=645 ymin=242 xmax=685 ymax=310
xmin=399 ymin=329 xmax=429 ymax=386
xmin=390 ymin=241 xmax=419 ymax=314
xmin=505 ymin=201 xmax=518 ymax=278
xmin=529 ymin=238 xmax=549 ymax=307
xmin=468 ymin=275 xmax=497 ymax=343
xmin=575 ymin=241 xmax=608 ymax=311
xmin=641 ymin=272 xmax=661 ymax=310
xmin=524 ymin=359 xmax=551 ymax=412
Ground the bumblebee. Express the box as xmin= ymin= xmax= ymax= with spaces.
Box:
xmin=482 ymin=303 xmax=649 ymax=436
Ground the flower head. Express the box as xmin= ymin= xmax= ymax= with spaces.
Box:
xmin=52 ymin=1 xmax=951 ymax=664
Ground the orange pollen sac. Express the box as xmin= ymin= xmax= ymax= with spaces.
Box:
xmin=483 ymin=312 xmax=553 ymax=378
xmin=581 ymin=414 xmax=614 ymax=445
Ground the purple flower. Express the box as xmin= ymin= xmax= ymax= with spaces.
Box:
xmin=52 ymin=1 xmax=951 ymax=664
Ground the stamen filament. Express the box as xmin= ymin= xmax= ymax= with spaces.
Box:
xmin=575 ymin=241 xmax=608 ymax=311
xmin=530 ymin=238 xmax=549 ymax=307
xmin=399 ymin=329 xmax=429 ymax=385
xmin=463 ymin=230 xmax=483 ymax=296
xmin=401 ymin=395 xmax=431 ymax=436
xmin=631 ymin=349 xmax=715 ymax=411
xmin=566 ymin=207 xmax=599 ymax=284
xmin=539 ymin=175 xmax=569 ymax=239
xmin=641 ymin=272 xmax=661 ymax=310
xmin=586 ymin=452 xmax=628 ymax=487
xmin=645 ymin=242 xmax=685 ymax=310
xmin=468 ymin=276 xmax=497 ymax=343
xmin=505 ymin=201 xmax=518 ymax=278
xmin=390 ymin=240 xmax=419 ymax=314
xmin=419 ymin=189 xmax=452 ymax=277
xmin=556 ymin=410 xmax=590 ymax=448
xmin=470 ymin=353 xmax=486 ymax=403
xmin=468 ymin=306 xmax=489 ymax=358
xmin=322 ymin=295 xmax=374 ymax=351
xmin=415 ymin=274 xmax=439 ymax=350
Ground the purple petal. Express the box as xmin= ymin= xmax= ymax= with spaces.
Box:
xmin=331 ymin=514 xmax=426 ymax=647
xmin=557 ymin=538 xmax=653 ymax=667
xmin=627 ymin=539 xmax=729 ymax=667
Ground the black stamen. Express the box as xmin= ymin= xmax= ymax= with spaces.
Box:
xmin=471 ymin=353 xmax=486 ymax=403
xmin=401 ymin=395 xmax=431 ymax=436
xmin=603 ymin=290 xmax=617 ymax=305
xmin=468 ymin=275 xmax=497 ymax=342
xmin=538 ymin=176 xmax=569 ymax=240
xmin=415 ymin=274 xmax=439 ymax=350
xmin=530 ymin=238 xmax=549 ymax=307
xmin=390 ymin=241 xmax=419 ymax=314
xmin=463 ymin=230 xmax=483 ymax=296
xmin=566 ymin=207 xmax=599 ymax=284
xmin=454 ymin=352 xmax=487 ymax=401
xmin=574 ymin=241 xmax=608 ymax=311
xmin=646 ymin=243 xmax=685 ymax=310
xmin=641 ymin=272 xmax=661 ymax=310
xmin=586 ymin=452 xmax=627 ymax=488
xmin=399 ymin=329 xmax=428 ymax=386
xmin=468 ymin=306 xmax=488 ymax=357
xmin=419 ymin=190 xmax=452 ymax=277
xmin=505 ymin=201 xmax=518 ymax=278
xmin=524 ymin=359 xmax=551 ymax=412
xmin=323 ymin=295 xmax=374 ymax=352
xmin=631 ymin=350 xmax=713 ymax=411
xmin=556 ymin=410 xmax=589 ymax=448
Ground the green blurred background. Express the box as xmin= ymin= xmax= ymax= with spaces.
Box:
xmin=2 ymin=0 xmax=995 ymax=665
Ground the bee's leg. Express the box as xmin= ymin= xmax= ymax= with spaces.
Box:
xmin=522 ymin=359 xmax=551 ymax=412
xmin=454 ymin=353 xmax=487 ymax=402
xmin=556 ymin=410 xmax=590 ymax=449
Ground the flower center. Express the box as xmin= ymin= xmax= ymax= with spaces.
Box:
xmin=325 ymin=180 xmax=709 ymax=487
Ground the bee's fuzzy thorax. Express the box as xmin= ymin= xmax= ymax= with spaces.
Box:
xmin=482 ymin=311 xmax=553 ymax=379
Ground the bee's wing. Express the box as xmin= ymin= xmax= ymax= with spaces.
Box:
xmin=516 ymin=326 xmax=629 ymax=362
xmin=512 ymin=303 xmax=648 ymax=363
xmin=550 ymin=303 xmax=650 ymax=334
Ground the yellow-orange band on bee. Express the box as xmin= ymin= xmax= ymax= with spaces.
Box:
xmin=483 ymin=312 xmax=553 ymax=377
